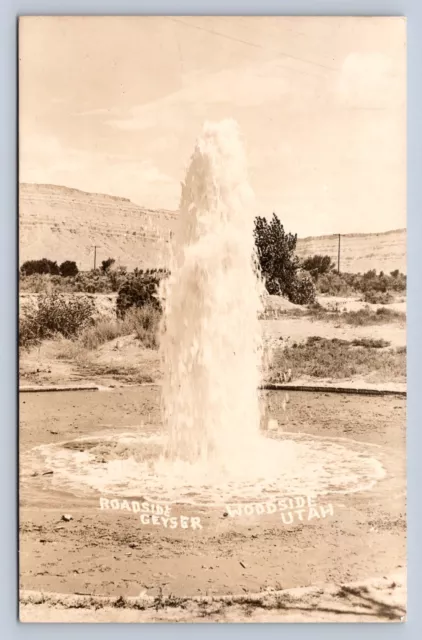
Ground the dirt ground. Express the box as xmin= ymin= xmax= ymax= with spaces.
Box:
xmin=261 ymin=315 xmax=406 ymax=350
xmin=19 ymin=387 xmax=406 ymax=622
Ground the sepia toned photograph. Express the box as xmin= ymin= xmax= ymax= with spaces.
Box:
xmin=19 ymin=16 xmax=406 ymax=622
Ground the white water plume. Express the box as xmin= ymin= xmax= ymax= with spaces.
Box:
xmin=160 ymin=119 xmax=265 ymax=473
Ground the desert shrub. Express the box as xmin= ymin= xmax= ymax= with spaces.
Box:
xmin=20 ymin=273 xmax=79 ymax=294
xmin=360 ymin=270 xmax=389 ymax=294
xmin=78 ymin=319 xmax=126 ymax=350
xmin=107 ymin=265 xmax=129 ymax=292
xmin=314 ymin=269 xmax=406 ymax=298
xmin=19 ymin=294 xmax=95 ymax=348
xmin=20 ymin=274 xmax=53 ymax=294
xmin=375 ymin=307 xmax=404 ymax=320
xmin=342 ymin=306 xmax=405 ymax=326
xmin=287 ymin=270 xmax=316 ymax=305
xmin=59 ymin=260 xmax=79 ymax=277
xmin=126 ymin=305 xmax=161 ymax=349
xmin=116 ymin=272 xmax=165 ymax=317
xmin=302 ymin=254 xmax=335 ymax=279
xmin=74 ymin=271 xmax=111 ymax=293
xmin=101 ymin=257 xmax=115 ymax=273
xmin=387 ymin=271 xmax=406 ymax=292
xmin=20 ymin=258 xmax=60 ymax=276
xmin=269 ymin=336 xmax=405 ymax=382
xmin=351 ymin=338 xmax=390 ymax=348
xmin=362 ymin=290 xmax=393 ymax=305
xmin=317 ymin=272 xmax=354 ymax=296
xmin=76 ymin=304 xmax=160 ymax=350
xmin=358 ymin=270 xmax=406 ymax=295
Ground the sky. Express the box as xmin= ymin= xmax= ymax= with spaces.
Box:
xmin=19 ymin=16 xmax=406 ymax=236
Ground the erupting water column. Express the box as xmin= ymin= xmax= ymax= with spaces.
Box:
xmin=161 ymin=120 xmax=265 ymax=477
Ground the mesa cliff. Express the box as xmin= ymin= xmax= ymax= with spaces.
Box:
xmin=19 ymin=183 xmax=406 ymax=273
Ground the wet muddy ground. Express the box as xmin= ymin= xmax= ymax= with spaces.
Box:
xmin=19 ymin=387 xmax=406 ymax=622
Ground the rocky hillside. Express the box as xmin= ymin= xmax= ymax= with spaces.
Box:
xmin=20 ymin=183 xmax=406 ymax=274
xmin=296 ymin=230 xmax=406 ymax=275
xmin=19 ymin=183 xmax=177 ymax=270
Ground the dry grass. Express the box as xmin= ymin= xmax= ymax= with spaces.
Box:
xmin=297 ymin=304 xmax=406 ymax=327
xmin=19 ymin=294 xmax=95 ymax=349
xmin=78 ymin=320 xmax=124 ymax=350
xmin=127 ymin=305 xmax=161 ymax=349
xmin=58 ymin=304 xmax=161 ymax=352
xmin=263 ymin=302 xmax=406 ymax=327
xmin=350 ymin=338 xmax=390 ymax=349
xmin=269 ymin=337 xmax=406 ymax=383
xmin=341 ymin=307 xmax=405 ymax=326
xmin=55 ymin=339 xmax=89 ymax=363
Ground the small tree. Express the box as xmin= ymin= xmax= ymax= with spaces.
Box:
xmin=59 ymin=260 xmax=79 ymax=277
xmin=254 ymin=214 xmax=299 ymax=296
xmin=254 ymin=214 xmax=316 ymax=304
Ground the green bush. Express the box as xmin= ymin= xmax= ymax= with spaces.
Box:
xmin=19 ymin=294 xmax=95 ymax=348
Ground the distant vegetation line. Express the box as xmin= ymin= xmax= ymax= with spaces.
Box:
xmin=20 ymin=212 xmax=406 ymax=306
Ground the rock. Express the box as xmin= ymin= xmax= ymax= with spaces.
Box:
xmin=61 ymin=514 xmax=73 ymax=522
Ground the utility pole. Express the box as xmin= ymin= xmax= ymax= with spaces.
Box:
xmin=93 ymin=245 xmax=100 ymax=270
xmin=337 ymin=234 xmax=341 ymax=274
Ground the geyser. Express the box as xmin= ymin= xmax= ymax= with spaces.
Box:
xmin=160 ymin=119 xmax=265 ymax=470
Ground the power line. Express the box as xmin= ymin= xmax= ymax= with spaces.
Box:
xmin=167 ymin=17 xmax=340 ymax=74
